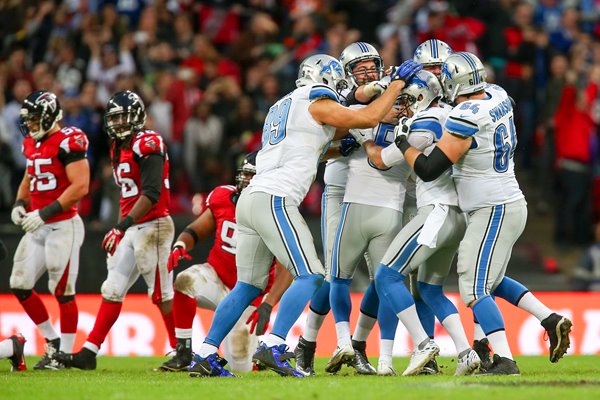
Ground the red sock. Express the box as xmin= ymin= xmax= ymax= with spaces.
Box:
xmin=87 ymin=301 xmax=122 ymax=348
xmin=59 ymin=298 xmax=78 ymax=334
xmin=18 ymin=290 xmax=50 ymax=325
xmin=161 ymin=310 xmax=177 ymax=348
xmin=173 ymin=290 xmax=197 ymax=331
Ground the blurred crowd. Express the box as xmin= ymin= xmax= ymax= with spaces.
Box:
xmin=1 ymin=0 xmax=600 ymax=250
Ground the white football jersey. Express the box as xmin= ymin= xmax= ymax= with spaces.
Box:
xmin=408 ymin=104 xmax=459 ymax=208
xmin=249 ymin=83 xmax=338 ymax=205
xmin=445 ymin=83 xmax=524 ymax=212
xmin=345 ymin=105 xmax=410 ymax=211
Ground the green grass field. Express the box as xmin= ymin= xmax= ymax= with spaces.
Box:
xmin=2 ymin=356 xmax=599 ymax=400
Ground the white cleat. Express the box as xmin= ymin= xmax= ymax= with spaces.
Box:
xmin=325 ymin=343 xmax=355 ymax=374
xmin=402 ymin=340 xmax=440 ymax=376
xmin=377 ymin=360 xmax=397 ymax=376
xmin=455 ymin=349 xmax=481 ymax=376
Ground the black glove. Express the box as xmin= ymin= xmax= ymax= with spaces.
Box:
xmin=246 ymin=303 xmax=273 ymax=335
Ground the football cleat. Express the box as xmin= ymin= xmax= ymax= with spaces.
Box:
xmin=325 ymin=343 xmax=355 ymax=374
xmin=253 ymin=343 xmax=304 ymax=377
xmin=159 ymin=343 xmax=192 ymax=372
xmin=418 ymin=359 xmax=441 ymax=375
xmin=455 ymin=349 xmax=481 ymax=376
xmin=189 ymin=353 xmax=235 ymax=378
xmin=8 ymin=333 xmax=27 ymax=371
xmin=34 ymin=338 xmax=63 ymax=370
xmin=541 ymin=313 xmax=572 ymax=363
xmin=472 ymin=338 xmax=493 ymax=371
xmin=55 ymin=348 xmax=97 ymax=370
xmin=351 ymin=340 xmax=376 ymax=375
xmin=377 ymin=360 xmax=397 ymax=376
xmin=402 ymin=340 xmax=440 ymax=376
xmin=294 ymin=336 xmax=316 ymax=376
xmin=476 ymin=354 xmax=520 ymax=376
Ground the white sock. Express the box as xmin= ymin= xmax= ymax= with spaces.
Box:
xmin=397 ymin=305 xmax=429 ymax=348
xmin=262 ymin=334 xmax=286 ymax=347
xmin=38 ymin=320 xmax=59 ymax=341
xmin=197 ymin=342 xmax=219 ymax=358
xmin=83 ymin=342 xmax=99 ymax=354
xmin=487 ymin=330 xmax=513 ymax=360
xmin=335 ymin=321 xmax=352 ymax=348
xmin=0 ymin=338 xmax=13 ymax=358
xmin=516 ymin=292 xmax=553 ymax=321
xmin=379 ymin=339 xmax=394 ymax=365
xmin=352 ymin=312 xmax=377 ymax=342
xmin=60 ymin=333 xmax=76 ymax=353
xmin=441 ymin=314 xmax=470 ymax=355
xmin=175 ymin=328 xmax=193 ymax=339
xmin=303 ymin=310 xmax=326 ymax=342
xmin=473 ymin=322 xmax=486 ymax=341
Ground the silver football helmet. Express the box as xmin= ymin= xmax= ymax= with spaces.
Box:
xmin=339 ymin=42 xmax=384 ymax=87
xmin=413 ymin=39 xmax=453 ymax=67
xmin=397 ymin=70 xmax=443 ymax=116
xmin=296 ymin=54 xmax=348 ymax=92
xmin=441 ymin=52 xmax=487 ymax=104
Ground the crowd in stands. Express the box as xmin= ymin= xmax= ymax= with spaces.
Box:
xmin=1 ymin=0 xmax=599 ymax=251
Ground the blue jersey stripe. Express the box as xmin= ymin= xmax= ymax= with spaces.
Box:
xmin=474 ymin=205 xmax=505 ymax=298
xmin=387 ymin=227 xmax=423 ymax=273
xmin=272 ymin=196 xmax=311 ymax=275
xmin=411 ymin=119 xmax=443 ymax=140
xmin=331 ymin=202 xmax=350 ymax=278
xmin=446 ymin=118 xmax=478 ymax=137
xmin=309 ymin=86 xmax=339 ymax=102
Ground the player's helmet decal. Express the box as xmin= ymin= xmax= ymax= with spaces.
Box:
xmin=19 ymin=90 xmax=63 ymax=141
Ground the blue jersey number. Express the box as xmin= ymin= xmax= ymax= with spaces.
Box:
xmin=493 ymin=116 xmax=517 ymax=172
xmin=368 ymin=123 xmax=395 ymax=170
xmin=262 ymin=98 xmax=292 ymax=146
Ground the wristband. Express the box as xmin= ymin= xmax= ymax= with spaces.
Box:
xmin=183 ymin=227 xmax=200 ymax=245
xmin=396 ymin=135 xmax=412 ymax=154
xmin=39 ymin=200 xmax=63 ymax=221
xmin=14 ymin=199 xmax=26 ymax=208
xmin=116 ymin=215 xmax=134 ymax=231
xmin=173 ymin=240 xmax=186 ymax=250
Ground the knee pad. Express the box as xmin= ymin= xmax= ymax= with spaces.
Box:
xmin=56 ymin=295 xmax=75 ymax=304
xmin=101 ymin=280 xmax=126 ymax=302
xmin=174 ymin=270 xmax=197 ymax=296
xmin=11 ymin=288 xmax=32 ymax=302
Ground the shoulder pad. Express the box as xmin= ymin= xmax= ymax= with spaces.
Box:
xmin=206 ymin=185 xmax=236 ymax=208
xmin=59 ymin=128 xmax=89 ymax=153
xmin=308 ymin=84 xmax=339 ymax=103
xmin=132 ymin=131 xmax=165 ymax=157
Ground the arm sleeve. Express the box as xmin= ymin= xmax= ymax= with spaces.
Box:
xmin=381 ymin=144 xmax=405 ymax=167
xmin=412 ymin=146 xmax=454 ymax=182
xmin=139 ymin=153 xmax=164 ymax=204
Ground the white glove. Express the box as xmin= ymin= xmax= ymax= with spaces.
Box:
xmin=362 ymin=78 xmax=389 ymax=98
xmin=21 ymin=210 xmax=45 ymax=233
xmin=11 ymin=205 xmax=26 ymax=226
xmin=349 ymin=128 xmax=370 ymax=145
xmin=394 ymin=117 xmax=411 ymax=139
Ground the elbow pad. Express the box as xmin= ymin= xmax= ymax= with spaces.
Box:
xmin=413 ymin=147 xmax=453 ymax=182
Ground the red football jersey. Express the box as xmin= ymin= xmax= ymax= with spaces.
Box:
xmin=205 ymin=185 xmax=275 ymax=303
xmin=111 ymin=130 xmax=170 ymax=224
xmin=22 ymin=126 xmax=89 ymax=223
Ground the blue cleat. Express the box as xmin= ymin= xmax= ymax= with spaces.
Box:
xmin=189 ymin=353 xmax=235 ymax=378
xmin=253 ymin=343 xmax=305 ymax=377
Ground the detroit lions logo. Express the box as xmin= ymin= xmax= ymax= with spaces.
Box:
xmin=320 ymin=60 xmax=343 ymax=77
xmin=441 ymin=63 xmax=453 ymax=81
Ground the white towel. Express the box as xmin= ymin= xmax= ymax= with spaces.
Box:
xmin=417 ymin=204 xmax=449 ymax=248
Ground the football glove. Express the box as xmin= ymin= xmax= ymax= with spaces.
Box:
xmin=11 ymin=204 xmax=27 ymax=226
xmin=167 ymin=244 xmax=192 ymax=272
xmin=21 ymin=210 xmax=45 ymax=233
xmin=394 ymin=117 xmax=412 ymax=154
xmin=349 ymin=128 xmax=369 ymax=145
xmin=339 ymin=134 xmax=360 ymax=157
xmin=390 ymin=60 xmax=423 ymax=84
xmin=102 ymin=228 xmax=125 ymax=256
xmin=246 ymin=303 xmax=273 ymax=335
xmin=362 ymin=78 xmax=389 ymax=98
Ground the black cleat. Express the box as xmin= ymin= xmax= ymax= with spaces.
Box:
xmin=541 ymin=313 xmax=572 ymax=363
xmin=418 ymin=358 xmax=441 ymax=375
xmin=351 ymin=340 xmax=376 ymax=375
xmin=159 ymin=343 xmax=192 ymax=372
xmin=34 ymin=338 xmax=64 ymax=370
xmin=55 ymin=348 xmax=97 ymax=370
xmin=476 ymin=354 xmax=520 ymax=376
xmin=294 ymin=336 xmax=316 ymax=376
xmin=253 ymin=343 xmax=304 ymax=377
xmin=472 ymin=338 xmax=493 ymax=371
xmin=189 ymin=353 xmax=235 ymax=377
xmin=8 ymin=333 xmax=27 ymax=371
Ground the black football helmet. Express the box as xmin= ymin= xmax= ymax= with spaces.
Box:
xmin=19 ymin=90 xmax=63 ymax=140
xmin=235 ymin=151 xmax=257 ymax=192
xmin=104 ymin=90 xmax=146 ymax=140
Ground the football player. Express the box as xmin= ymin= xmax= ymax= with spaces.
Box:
xmin=363 ymin=70 xmax=481 ymax=376
xmin=395 ymin=52 xmax=572 ymax=374
xmin=10 ymin=90 xmax=90 ymax=369
xmin=56 ymin=90 xmax=175 ymax=370
xmin=296 ymin=42 xmax=389 ymax=376
xmin=159 ymin=152 xmax=293 ymax=373
xmin=188 ymin=54 xmax=422 ymax=377
xmin=0 ymin=334 xmax=27 ymax=371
